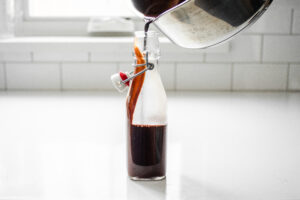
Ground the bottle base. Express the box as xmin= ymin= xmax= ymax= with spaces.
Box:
xmin=129 ymin=175 xmax=166 ymax=181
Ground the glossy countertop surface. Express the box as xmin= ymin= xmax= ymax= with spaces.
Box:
xmin=0 ymin=92 xmax=300 ymax=200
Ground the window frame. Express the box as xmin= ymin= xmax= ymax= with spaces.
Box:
xmin=16 ymin=0 xmax=140 ymax=37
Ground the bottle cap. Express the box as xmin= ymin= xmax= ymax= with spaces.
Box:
xmin=111 ymin=72 xmax=130 ymax=93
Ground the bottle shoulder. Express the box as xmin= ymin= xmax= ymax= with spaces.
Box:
xmin=129 ymin=67 xmax=167 ymax=125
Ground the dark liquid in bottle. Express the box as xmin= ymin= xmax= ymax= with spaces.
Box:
xmin=127 ymin=124 xmax=167 ymax=179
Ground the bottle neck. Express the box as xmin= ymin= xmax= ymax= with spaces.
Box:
xmin=148 ymin=59 xmax=159 ymax=71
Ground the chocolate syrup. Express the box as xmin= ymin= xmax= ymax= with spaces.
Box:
xmin=143 ymin=20 xmax=152 ymax=51
xmin=127 ymin=124 xmax=166 ymax=178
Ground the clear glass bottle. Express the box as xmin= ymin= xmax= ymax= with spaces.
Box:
xmin=126 ymin=31 xmax=167 ymax=181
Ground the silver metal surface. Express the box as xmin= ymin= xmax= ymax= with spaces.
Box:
xmin=121 ymin=62 xmax=154 ymax=84
xmin=121 ymin=52 xmax=154 ymax=84
xmin=152 ymin=0 xmax=272 ymax=48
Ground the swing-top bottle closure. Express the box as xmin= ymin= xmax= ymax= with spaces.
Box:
xmin=111 ymin=30 xmax=159 ymax=92
xmin=111 ymin=52 xmax=154 ymax=93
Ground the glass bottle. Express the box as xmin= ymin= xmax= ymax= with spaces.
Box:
xmin=126 ymin=31 xmax=167 ymax=181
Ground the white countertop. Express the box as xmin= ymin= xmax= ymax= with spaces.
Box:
xmin=0 ymin=92 xmax=300 ymax=200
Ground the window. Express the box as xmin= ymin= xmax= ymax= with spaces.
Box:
xmin=27 ymin=0 xmax=134 ymax=18
xmin=16 ymin=0 xmax=139 ymax=36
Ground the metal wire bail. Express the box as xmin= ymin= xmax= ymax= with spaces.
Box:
xmin=121 ymin=52 xmax=154 ymax=84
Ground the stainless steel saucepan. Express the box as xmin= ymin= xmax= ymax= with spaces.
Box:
xmin=135 ymin=0 xmax=273 ymax=48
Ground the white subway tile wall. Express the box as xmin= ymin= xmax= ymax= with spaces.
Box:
xmin=62 ymin=63 xmax=118 ymax=90
xmin=206 ymin=35 xmax=261 ymax=63
xmin=289 ymin=65 xmax=300 ymax=90
xmin=0 ymin=0 xmax=299 ymax=91
xmin=6 ymin=63 xmax=60 ymax=90
xmin=294 ymin=10 xmax=300 ymax=34
xmin=276 ymin=0 xmax=300 ymax=8
xmin=34 ymin=51 xmax=89 ymax=62
xmin=246 ymin=6 xmax=292 ymax=34
xmin=160 ymin=43 xmax=205 ymax=62
xmin=90 ymin=43 xmax=132 ymax=62
xmin=0 ymin=63 xmax=5 ymax=90
xmin=91 ymin=51 xmax=132 ymax=62
xmin=0 ymin=52 xmax=31 ymax=62
xmin=263 ymin=36 xmax=300 ymax=62
xmin=160 ymin=50 xmax=204 ymax=62
xmin=233 ymin=64 xmax=288 ymax=91
xmin=177 ymin=63 xmax=231 ymax=90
